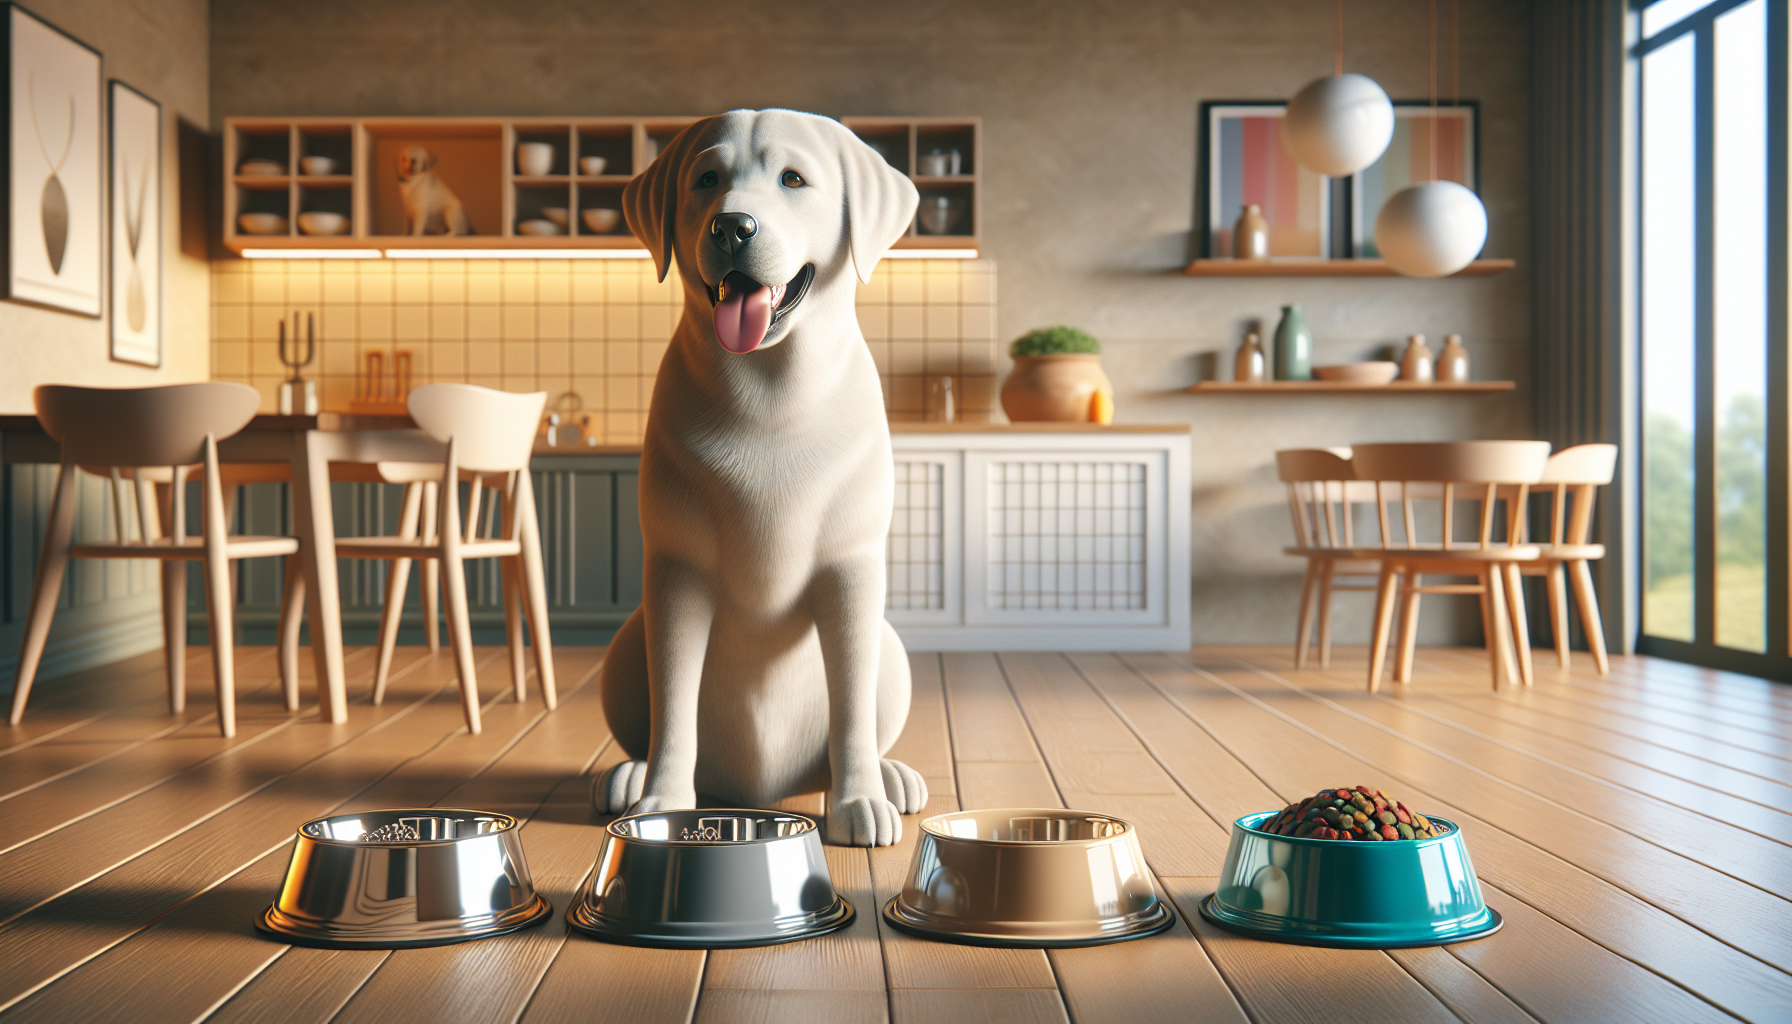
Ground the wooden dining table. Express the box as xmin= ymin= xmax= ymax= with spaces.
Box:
xmin=1 ymin=412 xmax=448 ymax=725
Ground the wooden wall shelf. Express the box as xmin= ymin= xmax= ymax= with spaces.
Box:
xmin=1183 ymin=258 xmax=1515 ymax=277
xmin=224 ymin=115 xmax=982 ymax=255
xmin=1186 ymin=381 xmax=1515 ymax=394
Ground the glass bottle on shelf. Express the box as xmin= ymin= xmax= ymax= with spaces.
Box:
xmin=1273 ymin=306 xmax=1312 ymax=381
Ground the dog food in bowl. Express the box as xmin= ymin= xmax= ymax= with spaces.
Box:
xmin=1261 ymin=786 xmax=1446 ymax=841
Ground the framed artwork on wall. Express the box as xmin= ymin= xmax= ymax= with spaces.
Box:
xmin=1351 ymin=103 xmax=1479 ymax=257
xmin=2 ymin=3 xmax=103 ymax=316
xmin=109 ymin=80 xmax=159 ymax=365
xmin=1199 ymin=102 xmax=1330 ymax=260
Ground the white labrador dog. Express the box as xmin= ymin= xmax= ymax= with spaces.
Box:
xmin=592 ymin=109 xmax=926 ymax=846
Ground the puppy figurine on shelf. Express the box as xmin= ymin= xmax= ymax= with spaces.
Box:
xmin=397 ymin=145 xmax=471 ymax=235
xmin=593 ymin=109 xmax=925 ymax=846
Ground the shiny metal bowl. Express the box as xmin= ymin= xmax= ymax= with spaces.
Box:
xmin=566 ymin=809 xmax=853 ymax=948
xmin=257 ymin=809 xmax=552 ymax=949
xmin=1199 ymin=811 xmax=1502 ymax=948
xmin=882 ymin=808 xmax=1176 ymax=947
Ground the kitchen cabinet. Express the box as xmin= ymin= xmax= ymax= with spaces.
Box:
xmin=887 ymin=426 xmax=1192 ymax=651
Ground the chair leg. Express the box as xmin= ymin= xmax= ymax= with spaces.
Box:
xmin=1395 ymin=575 xmax=1422 ymax=684
xmin=162 ymin=564 xmax=188 ymax=714
xmin=10 ymin=464 xmax=79 ymax=726
xmin=1367 ymin=563 xmax=1401 ymax=693
xmin=1483 ymin=567 xmax=1514 ymax=691
xmin=278 ymin=553 xmax=306 ymax=712
xmin=373 ymin=558 xmax=413 ymax=706
xmin=518 ymin=509 xmax=557 ymax=709
xmin=1316 ymin=561 xmax=1337 ymax=669
xmin=1546 ymin=563 xmax=1571 ymax=669
xmin=440 ymin=549 xmax=483 ymax=734
xmin=202 ymin=552 xmax=237 ymax=739
xmin=1504 ymin=562 xmax=1535 ymax=687
xmin=501 ymin=556 xmax=527 ymax=702
xmin=1294 ymin=560 xmax=1319 ymax=669
xmin=1569 ymin=560 xmax=1611 ymax=676
xmin=422 ymin=482 xmax=441 ymax=653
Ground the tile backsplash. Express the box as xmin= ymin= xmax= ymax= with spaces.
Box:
xmin=211 ymin=258 xmax=997 ymax=444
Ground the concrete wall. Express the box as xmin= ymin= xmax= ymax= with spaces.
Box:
xmin=210 ymin=0 xmax=1533 ymax=645
xmin=0 ymin=0 xmax=211 ymax=412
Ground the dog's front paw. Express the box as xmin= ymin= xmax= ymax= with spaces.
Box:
xmin=625 ymin=789 xmax=698 ymax=816
xmin=592 ymin=759 xmax=649 ymax=813
xmin=881 ymin=759 xmax=929 ymax=814
xmin=826 ymin=793 xmax=903 ymax=847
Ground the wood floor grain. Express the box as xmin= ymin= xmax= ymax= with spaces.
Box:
xmin=0 ymin=645 xmax=1786 ymax=1023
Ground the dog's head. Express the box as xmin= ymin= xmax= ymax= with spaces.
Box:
xmin=397 ymin=146 xmax=437 ymax=181
xmin=624 ymin=109 xmax=917 ymax=353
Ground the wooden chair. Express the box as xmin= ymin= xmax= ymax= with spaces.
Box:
xmin=1276 ymin=448 xmax=1385 ymax=668
xmin=12 ymin=384 xmax=304 ymax=737
xmin=330 ymin=385 xmax=555 ymax=734
xmin=1347 ymin=441 xmax=1550 ymax=692
xmin=1510 ymin=443 xmax=1619 ymax=675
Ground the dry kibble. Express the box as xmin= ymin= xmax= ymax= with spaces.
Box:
xmin=1259 ymin=786 xmax=1448 ymax=841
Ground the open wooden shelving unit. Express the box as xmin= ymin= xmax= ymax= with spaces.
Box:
xmin=223 ymin=115 xmax=982 ymax=255
xmin=841 ymin=116 xmax=980 ymax=251
xmin=223 ymin=115 xmax=701 ymax=253
xmin=1183 ymin=257 xmax=1515 ymax=277
xmin=1186 ymin=380 xmax=1515 ymax=394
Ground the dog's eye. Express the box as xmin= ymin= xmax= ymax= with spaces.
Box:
xmin=695 ymin=170 xmax=718 ymax=189
xmin=781 ymin=170 xmax=807 ymax=188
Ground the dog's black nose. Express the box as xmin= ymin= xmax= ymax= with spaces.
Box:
xmin=709 ymin=213 xmax=758 ymax=253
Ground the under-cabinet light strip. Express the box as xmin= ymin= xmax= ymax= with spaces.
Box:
xmin=241 ymin=248 xmax=384 ymax=259
xmin=238 ymin=246 xmax=977 ymax=261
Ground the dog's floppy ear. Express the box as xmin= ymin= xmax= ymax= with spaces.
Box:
xmin=839 ymin=130 xmax=920 ymax=283
xmin=624 ymin=122 xmax=705 ymax=283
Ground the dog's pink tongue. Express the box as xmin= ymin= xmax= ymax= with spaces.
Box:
xmin=714 ymin=276 xmax=774 ymax=354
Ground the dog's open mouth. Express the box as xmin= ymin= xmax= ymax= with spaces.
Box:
xmin=708 ymin=264 xmax=814 ymax=354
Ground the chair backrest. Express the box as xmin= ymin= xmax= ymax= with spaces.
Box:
xmin=1351 ymin=441 xmax=1551 ymax=550
xmin=34 ymin=383 xmax=260 ymax=468
xmin=407 ymin=384 xmax=544 ymax=473
xmin=1526 ymin=443 xmax=1618 ymax=545
xmin=1277 ymin=448 xmax=1367 ymax=549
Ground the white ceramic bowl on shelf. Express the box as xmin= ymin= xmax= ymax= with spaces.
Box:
xmin=239 ymin=159 xmax=285 ymax=177
xmin=297 ymin=212 xmax=349 ymax=236
xmin=237 ymin=212 xmax=289 ymax=236
xmin=299 ymin=156 xmax=337 ymax=176
xmin=541 ymin=207 xmax=569 ymax=229
xmin=579 ymin=156 xmax=608 ymax=175
xmin=516 ymin=142 xmax=555 ymax=176
xmin=517 ymin=218 xmax=561 ymax=236
xmin=581 ymin=209 xmax=621 ymax=234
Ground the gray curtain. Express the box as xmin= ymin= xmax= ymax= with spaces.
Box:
xmin=1528 ymin=0 xmax=1634 ymax=653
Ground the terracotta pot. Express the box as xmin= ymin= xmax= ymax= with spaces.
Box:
xmin=1001 ymin=354 xmax=1113 ymax=423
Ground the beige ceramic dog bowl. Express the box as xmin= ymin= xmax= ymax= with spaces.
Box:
xmin=1314 ymin=361 xmax=1400 ymax=384
xmin=883 ymin=808 xmax=1175 ymax=947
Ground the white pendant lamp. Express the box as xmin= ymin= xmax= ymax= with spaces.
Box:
xmin=1371 ymin=0 xmax=1487 ymax=277
xmin=1373 ymin=180 xmax=1487 ymax=277
xmin=1280 ymin=73 xmax=1394 ymax=177
xmin=1279 ymin=1 xmax=1394 ymax=177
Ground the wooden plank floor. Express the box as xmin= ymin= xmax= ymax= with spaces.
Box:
xmin=0 ymin=643 xmax=1788 ymax=1023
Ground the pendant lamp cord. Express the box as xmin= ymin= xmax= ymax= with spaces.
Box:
xmin=1335 ymin=0 xmax=1344 ymax=76
xmin=1429 ymin=0 xmax=1439 ymax=181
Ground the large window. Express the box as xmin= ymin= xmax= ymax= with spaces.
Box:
xmin=1637 ymin=0 xmax=1788 ymax=674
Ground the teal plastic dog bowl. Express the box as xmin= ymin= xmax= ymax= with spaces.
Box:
xmin=1199 ymin=811 xmax=1501 ymax=948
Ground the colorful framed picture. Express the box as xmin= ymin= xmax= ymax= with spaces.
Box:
xmin=1200 ymin=102 xmax=1330 ymax=259
xmin=1351 ymin=103 xmax=1479 ymax=257
xmin=109 ymin=80 xmax=159 ymax=365
xmin=2 ymin=3 xmax=103 ymax=316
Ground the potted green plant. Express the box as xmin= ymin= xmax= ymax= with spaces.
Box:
xmin=1001 ymin=326 xmax=1114 ymax=423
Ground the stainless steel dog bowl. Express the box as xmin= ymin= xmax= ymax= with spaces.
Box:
xmin=257 ymin=809 xmax=552 ymax=949
xmin=566 ymin=809 xmax=854 ymax=948
xmin=882 ymin=808 xmax=1176 ymax=947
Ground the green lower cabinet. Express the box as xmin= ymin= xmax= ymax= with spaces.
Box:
xmin=190 ymin=454 xmax=642 ymax=647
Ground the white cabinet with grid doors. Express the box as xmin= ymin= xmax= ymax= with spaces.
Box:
xmin=886 ymin=428 xmax=1191 ymax=651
